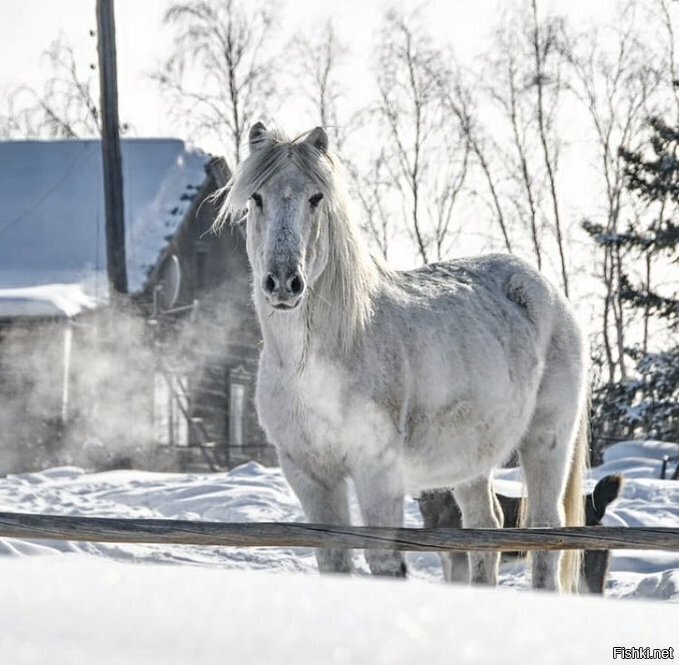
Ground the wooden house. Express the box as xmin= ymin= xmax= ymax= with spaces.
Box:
xmin=0 ymin=138 xmax=272 ymax=472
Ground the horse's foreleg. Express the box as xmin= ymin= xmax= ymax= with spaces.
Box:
xmin=279 ymin=454 xmax=353 ymax=574
xmin=352 ymin=461 xmax=407 ymax=577
xmin=453 ymin=476 xmax=502 ymax=585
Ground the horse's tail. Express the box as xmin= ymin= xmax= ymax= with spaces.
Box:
xmin=560 ymin=410 xmax=588 ymax=593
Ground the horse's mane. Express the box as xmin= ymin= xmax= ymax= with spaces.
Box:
xmin=213 ymin=128 xmax=385 ymax=354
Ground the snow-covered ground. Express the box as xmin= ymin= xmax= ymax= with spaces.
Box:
xmin=0 ymin=440 xmax=677 ymax=600
xmin=1 ymin=555 xmax=676 ymax=665
xmin=0 ymin=440 xmax=677 ymax=663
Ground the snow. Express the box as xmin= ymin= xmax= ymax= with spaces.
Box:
xmin=0 ymin=556 xmax=676 ymax=665
xmin=494 ymin=440 xmax=679 ymax=600
xmin=0 ymin=440 xmax=677 ymax=599
xmin=0 ymin=440 xmax=677 ymax=662
xmin=0 ymin=139 xmax=210 ymax=316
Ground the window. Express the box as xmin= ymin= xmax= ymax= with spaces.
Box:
xmin=194 ymin=242 xmax=208 ymax=291
xmin=229 ymin=382 xmax=245 ymax=448
xmin=154 ymin=372 xmax=189 ymax=446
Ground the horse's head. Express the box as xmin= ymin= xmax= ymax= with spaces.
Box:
xmin=238 ymin=122 xmax=333 ymax=311
xmin=215 ymin=122 xmax=378 ymax=351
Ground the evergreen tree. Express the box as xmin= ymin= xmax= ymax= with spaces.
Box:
xmin=585 ymin=116 xmax=679 ymax=451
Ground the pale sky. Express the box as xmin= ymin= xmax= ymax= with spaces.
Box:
xmin=0 ymin=0 xmax=618 ymax=151
xmin=0 ymin=0 xmax=647 ymax=298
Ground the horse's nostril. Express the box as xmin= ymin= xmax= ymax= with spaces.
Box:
xmin=264 ymin=271 xmax=303 ymax=300
xmin=289 ymin=273 xmax=304 ymax=296
xmin=264 ymin=274 xmax=277 ymax=294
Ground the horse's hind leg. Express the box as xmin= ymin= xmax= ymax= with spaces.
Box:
xmin=453 ymin=476 xmax=502 ymax=585
xmin=417 ymin=489 xmax=468 ymax=583
xmin=519 ymin=421 xmax=575 ymax=591
xmin=279 ymin=454 xmax=352 ymax=574
xmin=583 ymin=550 xmax=609 ymax=594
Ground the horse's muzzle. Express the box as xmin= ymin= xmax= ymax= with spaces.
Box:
xmin=262 ymin=267 xmax=305 ymax=310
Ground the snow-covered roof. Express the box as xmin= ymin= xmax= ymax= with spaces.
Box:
xmin=0 ymin=284 xmax=98 ymax=319
xmin=0 ymin=138 xmax=211 ymax=318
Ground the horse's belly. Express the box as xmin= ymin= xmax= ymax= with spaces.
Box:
xmin=402 ymin=401 xmax=530 ymax=491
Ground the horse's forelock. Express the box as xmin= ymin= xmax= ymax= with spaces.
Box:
xmin=213 ymin=135 xmax=337 ymax=231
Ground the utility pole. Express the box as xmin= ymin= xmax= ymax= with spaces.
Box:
xmin=97 ymin=0 xmax=127 ymax=295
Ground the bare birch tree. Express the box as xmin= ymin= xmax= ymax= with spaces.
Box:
xmin=349 ymin=151 xmax=394 ymax=260
xmin=478 ymin=2 xmax=569 ymax=292
xmin=434 ymin=73 xmax=513 ymax=254
xmin=289 ymin=20 xmax=395 ymax=257
xmin=530 ymin=0 xmax=570 ymax=296
xmin=1 ymin=33 xmax=101 ymax=139
xmin=655 ymin=0 xmax=679 ymax=122
xmin=0 ymin=91 xmax=35 ymax=138
xmin=289 ymin=20 xmax=347 ymax=150
xmin=482 ymin=25 xmax=543 ymax=268
xmin=155 ymin=0 xmax=277 ymax=165
xmin=561 ymin=2 xmax=662 ymax=382
xmin=372 ymin=9 xmax=470 ymax=264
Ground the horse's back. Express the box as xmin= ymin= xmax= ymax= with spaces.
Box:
xmin=404 ymin=254 xmax=558 ymax=332
xmin=386 ymin=253 xmax=567 ymax=374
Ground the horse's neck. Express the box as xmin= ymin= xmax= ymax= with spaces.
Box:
xmin=254 ymin=291 xmax=310 ymax=368
xmin=254 ymin=284 xmax=352 ymax=371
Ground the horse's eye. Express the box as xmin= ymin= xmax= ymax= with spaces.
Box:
xmin=309 ymin=193 xmax=324 ymax=208
xmin=251 ymin=192 xmax=263 ymax=209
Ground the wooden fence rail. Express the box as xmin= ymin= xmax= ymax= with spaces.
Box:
xmin=0 ymin=512 xmax=678 ymax=552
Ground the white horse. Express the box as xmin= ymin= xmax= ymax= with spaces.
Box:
xmin=215 ymin=123 xmax=588 ymax=592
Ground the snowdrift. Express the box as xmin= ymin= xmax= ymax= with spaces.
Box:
xmin=0 ymin=554 xmax=676 ymax=665
xmin=0 ymin=440 xmax=677 ymax=601
xmin=0 ymin=440 xmax=677 ymax=662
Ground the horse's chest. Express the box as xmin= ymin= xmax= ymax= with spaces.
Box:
xmin=256 ymin=357 xmax=393 ymax=462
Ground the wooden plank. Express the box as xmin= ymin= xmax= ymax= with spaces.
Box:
xmin=0 ymin=513 xmax=678 ymax=552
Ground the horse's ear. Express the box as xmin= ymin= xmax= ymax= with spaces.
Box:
xmin=304 ymin=126 xmax=329 ymax=154
xmin=249 ymin=122 xmax=271 ymax=153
